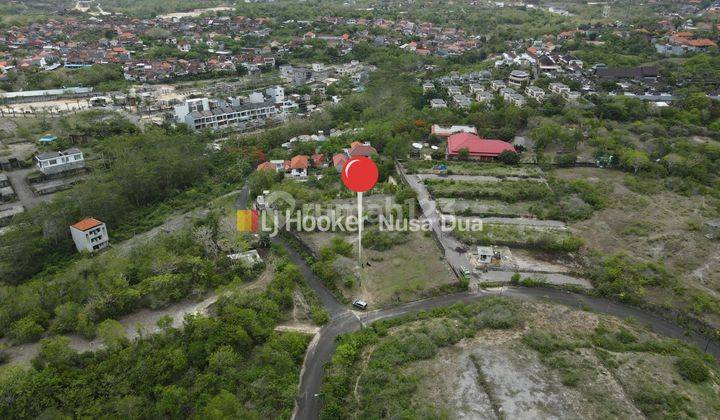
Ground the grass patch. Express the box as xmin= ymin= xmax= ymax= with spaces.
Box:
xmin=454 ymin=224 xmax=584 ymax=252
xmin=426 ymin=179 xmax=550 ymax=202
xmin=406 ymin=160 xmax=544 ymax=177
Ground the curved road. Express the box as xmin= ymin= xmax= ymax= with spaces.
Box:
xmin=242 ymin=181 xmax=720 ymax=420
xmin=282 ymin=238 xmax=720 ymax=420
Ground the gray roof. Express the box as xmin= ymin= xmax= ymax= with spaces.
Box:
xmin=36 ymin=151 xmax=61 ymax=160
xmin=36 ymin=148 xmax=82 ymax=161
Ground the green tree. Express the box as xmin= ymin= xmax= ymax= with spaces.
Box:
xmin=97 ymin=319 xmax=127 ymax=349
xmin=620 ymin=149 xmax=650 ymax=174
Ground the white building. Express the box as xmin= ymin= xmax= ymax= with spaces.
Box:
xmin=36 ymin=148 xmax=85 ymax=175
xmin=173 ymin=98 xmax=210 ymax=123
xmin=508 ymin=70 xmax=530 ymax=88
xmin=70 ymin=218 xmax=109 ymax=253
xmin=476 ymin=91 xmax=494 ymax=103
xmin=430 ymin=98 xmax=447 ymax=108
xmin=185 ymin=101 xmax=279 ymax=131
xmin=525 ymin=85 xmax=545 ymax=102
xmin=265 ymin=86 xmax=285 ymax=103
xmin=549 ymin=82 xmax=570 ymax=95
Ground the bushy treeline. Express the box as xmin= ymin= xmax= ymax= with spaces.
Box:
xmin=0 ymin=219 xmax=262 ymax=343
xmin=0 ymin=260 xmax=308 ymax=419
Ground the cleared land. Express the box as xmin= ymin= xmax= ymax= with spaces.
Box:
xmin=326 ymin=299 xmax=720 ymax=419
xmin=300 ymin=229 xmax=458 ymax=307
xmin=556 ymin=167 xmax=720 ymax=325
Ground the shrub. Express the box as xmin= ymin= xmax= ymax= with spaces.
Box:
xmin=675 ymin=356 xmax=710 ymax=383
xmin=310 ymin=306 xmax=330 ymax=325
xmin=9 ymin=317 xmax=45 ymax=343
xmin=522 ymin=329 xmax=581 ymax=355
xmin=632 ymin=384 xmax=693 ymax=418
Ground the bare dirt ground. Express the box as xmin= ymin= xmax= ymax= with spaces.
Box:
xmin=369 ymin=302 xmax=717 ymax=419
xmin=301 ymin=230 xmax=457 ymax=307
xmin=555 ymin=167 xmax=720 ymax=308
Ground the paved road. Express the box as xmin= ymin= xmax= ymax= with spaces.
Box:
xmin=286 ymin=164 xmax=720 ymax=420
xmin=290 ymin=269 xmax=720 ymax=420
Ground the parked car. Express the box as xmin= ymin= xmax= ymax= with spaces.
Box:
xmin=352 ymin=299 xmax=368 ymax=310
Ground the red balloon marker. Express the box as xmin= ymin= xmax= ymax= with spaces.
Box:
xmin=341 ymin=156 xmax=378 ymax=192
xmin=341 ymin=156 xmax=378 ymax=270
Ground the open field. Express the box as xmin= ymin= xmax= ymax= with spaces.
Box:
xmin=555 ymin=167 xmax=720 ymax=325
xmin=300 ymin=229 xmax=458 ymax=307
xmin=438 ymin=197 xmax=537 ymax=218
xmin=454 ymin=223 xmax=583 ymax=252
xmin=323 ymin=299 xmax=720 ymax=419
xmin=406 ymin=160 xmax=545 ymax=178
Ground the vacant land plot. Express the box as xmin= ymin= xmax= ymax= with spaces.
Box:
xmin=426 ymin=178 xmax=550 ymax=202
xmin=454 ymin=224 xmax=583 ymax=252
xmin=406 ymin=160 xmax=544 ymax=178
xmin=555 ymin=167 xmax=720 ymax=324
xmin=323 ymin=300 xmax=720 ymax=419
xmin=438 ymin=197 xmax=536 ymax=218
xmin=300 ymin=230 xmax=457 ymax=307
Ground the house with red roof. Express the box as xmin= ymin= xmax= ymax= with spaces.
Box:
xmin=257 ymin=161 xmax=276 ymax=172
xmin=348 ymin=141 xmax=377 ymax=157
xmin=287 ymin=155 xmax=309 ymax=178
xmin=70 ymin=218 xmax=109 ymax=253
xmin=446 ymin=133 xmax=515 ymax=161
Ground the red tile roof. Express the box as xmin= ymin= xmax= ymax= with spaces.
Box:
xmin=311 ymin=154 xmax=325 ymax=167
xmin=71 ymin=218 xmax=103 ymax=231
xmin=290 ymin=155 xmax=309 ymax=169
xmin=257 ymin=161 xmax=275 ymax=171
xmin=348 ymin=143 xmax=377 ymax=157
xmin=447 ymin=133 xmax=515 ymax=157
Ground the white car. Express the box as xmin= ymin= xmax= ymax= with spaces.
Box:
xmin=352 ymin=299 xmax=368 ymax=310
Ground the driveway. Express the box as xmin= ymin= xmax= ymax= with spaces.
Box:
xmin=1 ymin=167 xmax=53 ymax=211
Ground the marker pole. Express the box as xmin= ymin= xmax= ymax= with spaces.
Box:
xmin=357 ymin=191 xmax=363 ymax=267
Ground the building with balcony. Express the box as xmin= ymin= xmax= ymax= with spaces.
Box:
xmin=70 ymin=218 xmax=109 ymax=253
xmin=508 ymin=70 xmax=530 ymax=88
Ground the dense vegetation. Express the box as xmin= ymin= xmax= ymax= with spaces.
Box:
xmin=0 ymin=214 xmax=264 ymax=342
xmin=0 ymin=125 xmax=251 ymax=285
xmin=0 ymin=259 xmax=309 ymax=418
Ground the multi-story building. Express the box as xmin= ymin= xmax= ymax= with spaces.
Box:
xmin=508 ymin=70 xmax=530 ymax=88
xmin=490 ymin=80 xmax=506 ymax=91
xmin=430 ymin=98 xmax=447 ymax=108
xmin=525 ymin=85 xmax=545 ymax=102
xmin=549 ymin=82 xmax=570 ymax=95
xmin=35 ymin=148 xmax=85 ymax=175
xmin=500 ymin=87 xmax=526 ymax=107
xmin=173 ymin=98 xmax=210 ymax=123
xmin=184 ymin=101 xmax=279 ymax=131
xmin=70 ymin=218 xmax=109 ymax=253
xmin=475 ymin=91 xmax=494 ymax=103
